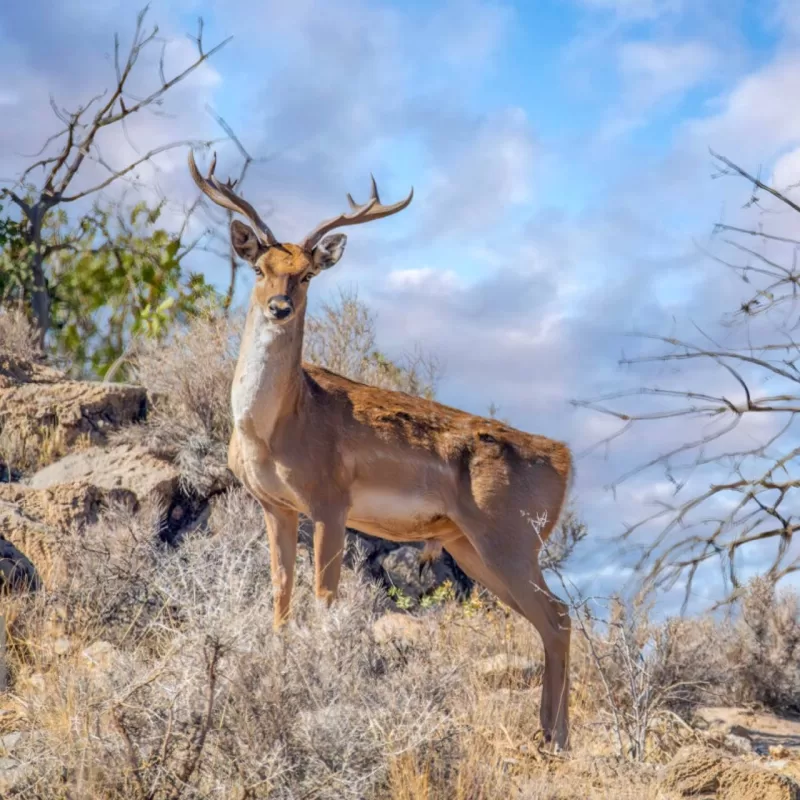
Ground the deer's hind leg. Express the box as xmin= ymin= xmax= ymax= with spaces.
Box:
xmin=450 ymin=509 xmax=572 ymax=749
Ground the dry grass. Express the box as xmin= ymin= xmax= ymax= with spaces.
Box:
xmin=124 ymin=310 xmax=241 ymax=496
xmin=304 ymin=288 xmax=442 ymax=399
xmin=0 ymin=308 xmax=40 ymax=361
xmin=4 ymin=484 xmax=798 ymax=798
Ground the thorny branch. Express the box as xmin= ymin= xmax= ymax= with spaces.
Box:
xmin=574 ymin=152 xmax=800 ymax=610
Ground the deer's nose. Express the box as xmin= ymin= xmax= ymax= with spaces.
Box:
xmin=267 ymin=295 xmax=294 ymax=321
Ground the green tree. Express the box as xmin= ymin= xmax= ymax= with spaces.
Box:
xmin=1 ymin=198 xmax=221 ymax=377
xmin=50 ymin=200 xmax=220 ymax=377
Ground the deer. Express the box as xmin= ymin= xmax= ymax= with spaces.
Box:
xmin=188 ymin=150 xmax=575 ymax=748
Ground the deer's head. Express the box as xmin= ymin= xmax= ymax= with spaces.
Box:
xmin=189 ymin=151 xmax=413 ymax=325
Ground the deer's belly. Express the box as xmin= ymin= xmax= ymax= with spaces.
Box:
xmin=347 ymin=489 xmax=450 ymax=540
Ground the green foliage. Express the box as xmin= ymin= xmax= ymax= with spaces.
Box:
xmin=419 ymin=580 xmax=456 ymax=609
xmin=1 ymin=199 xmax=221 ymax=377
xmin=0 ymin=202 xmax=35 ymax=307
xmin=387 ymin=585 xmax=415 ymax=610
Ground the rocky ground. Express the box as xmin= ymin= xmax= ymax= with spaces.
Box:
xmin=1 ymin=346 xmax=800 ymax=798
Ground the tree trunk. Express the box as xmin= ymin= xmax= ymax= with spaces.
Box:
xmin=28 ymin=206 xmax=49 ymax=348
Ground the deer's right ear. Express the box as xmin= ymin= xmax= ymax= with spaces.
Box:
xmin=230 ymin=220 xmax=267 ymax=264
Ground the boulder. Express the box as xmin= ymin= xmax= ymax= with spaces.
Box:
xmin=0 ymin=536 xmax=40 ymax=592
xmin=661 ymin=745 xmax=800 ymax=799
xmin=0 ymin=482 xmax=133 ymax=530
xmin=379 ymin=545 xmax=438 ymax=601
xmin=0 ymin=355 xmax=147 ymax=468
xmin=660 ymin=746 xmax=730 ymax=797
xmin=30 ymin=444 xmax=178 ymax=504
xmin=30 ymin=443 xmax=208 ymax=543
xmin=720 ymin=765 xmax=800 ymax=800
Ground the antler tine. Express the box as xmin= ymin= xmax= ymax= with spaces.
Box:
xmin=188 ymin=149 xmax=278 ymax=246
xmin=302 ymin=175 xmax=413 ymax=252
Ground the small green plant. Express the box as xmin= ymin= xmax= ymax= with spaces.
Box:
xmin=387 ymin=585 xmax=415 ymax=610
xmin=420 ymin=580 xmax=456 ymax=609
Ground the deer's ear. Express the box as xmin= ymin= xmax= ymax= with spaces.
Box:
xmin=230 ymin=220 xmax=266 ymax=264
xmin=312 ymin=233 xmax=347 ymax=272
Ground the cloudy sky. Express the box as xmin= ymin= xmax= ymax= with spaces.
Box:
xmin=2 ymin=0 xmax=800 ymax=612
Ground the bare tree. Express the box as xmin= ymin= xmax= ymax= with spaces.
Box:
xmin=0 ymin=6 xmax=230 ymax=345
xmin=575 ymin=150 xmax=800 ymax=611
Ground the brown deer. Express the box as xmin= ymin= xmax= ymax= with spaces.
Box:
xmin=188 ymin=151 xmax=575 ymax=748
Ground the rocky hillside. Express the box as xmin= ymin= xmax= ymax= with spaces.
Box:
xmin=1 ymin=334 xmax=799 ymax=799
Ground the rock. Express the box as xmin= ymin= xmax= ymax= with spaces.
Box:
xmin=0 ymin=482 xmax=133 ymax=530
xmin=52 ymin=637 xmax=72 ymax=656
xmin=379 ymin=545 xmax=437 ymax=601
xmin=725 ymin=732 xmax=755 ymax=754
xmin=0 ymin=356 xmax=147 ymax=466
xmin=475 ymin=653 xmax=542 ymax=689
xmin=661 ymin=745 xmax=727 ymax=796
xmin=719 ymin=764 xmax=800 ymax=800
xmin=0 ymin=732 xmax=21 ymax=753
xmin=0 ymin=535 xmax=40 ymax=592
xmin=0 ymin=482 xmax=136 ymax=589
xmin=373 ymin=612 xmax=427 ymax=648
xmin=30 ymin=443 xmax=178 ymax=503
xmin=0 ymin=754 xmax=24 ymax=793
xmin=661 ymin=745 xmax=800 ymax=800
xmin=82 ymin=640 xmax=121 ymax=672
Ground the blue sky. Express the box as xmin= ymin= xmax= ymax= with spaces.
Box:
xmin=2 ymin=0 xmax=800 ymax=611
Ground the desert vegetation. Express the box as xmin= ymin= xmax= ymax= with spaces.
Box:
xmin=3 ymin=308 xmax=800 ymax=798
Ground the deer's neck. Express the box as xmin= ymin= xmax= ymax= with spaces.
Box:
xmin=232 ymin=303 xmax=306 ymax=443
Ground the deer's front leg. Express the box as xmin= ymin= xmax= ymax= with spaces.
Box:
xmin=261 ymin=503 xmax=299 ymax=629
xmin=312 ymin=508 xmax=348 ymax=606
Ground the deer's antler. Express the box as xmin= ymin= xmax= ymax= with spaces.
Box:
xmin=301 ymin=174 xmax=413 ymax=252
xmin=188 ymin=149 xmax=278 ymax=246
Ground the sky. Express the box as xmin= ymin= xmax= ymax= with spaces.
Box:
xmin=2 ymin=0 xmax=800 ymax=613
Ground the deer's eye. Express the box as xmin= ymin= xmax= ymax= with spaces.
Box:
xmin=301 ymin=274 xmax=312 ymax=284
xmin=254 ymin=266 xmax=264 ymax=277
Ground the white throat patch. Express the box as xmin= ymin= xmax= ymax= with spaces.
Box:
xmin=231 ymin=313 xmax=284 ymax=426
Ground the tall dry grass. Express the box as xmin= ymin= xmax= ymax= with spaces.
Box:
xmin=3 ymin=480 xmax=798 ymax=797
xmin=0 ymin=308 xmax=40 ymax=361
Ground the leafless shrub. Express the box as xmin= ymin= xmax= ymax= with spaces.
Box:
xmin=0 ymin=308 xmax=41 ymax=361
xmin=727 ymin=578 xmax=800 ymax=711
xmin=305 ymin=287 xmax=442 ymax=399
xmin=539 ymin=505 xmax=589 ymax=573
xmin=123 ymin=310 xmax=241 ymax=495
xmin=564 ymin=589 xmax=710 ymax=761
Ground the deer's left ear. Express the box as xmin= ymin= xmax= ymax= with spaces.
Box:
xmin=312 ymin=233 xmax=347 ymax=272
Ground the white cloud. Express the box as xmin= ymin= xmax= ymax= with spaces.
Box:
xmin=417 ymin=107 xmax=537 ymax=239
xmin=619 ymin=40 xmax=721 ymax=103
xmin=681 ymin=54 xmax=800 ymax=161
xmin=387 ymin=267 xmax=462 ymax=292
